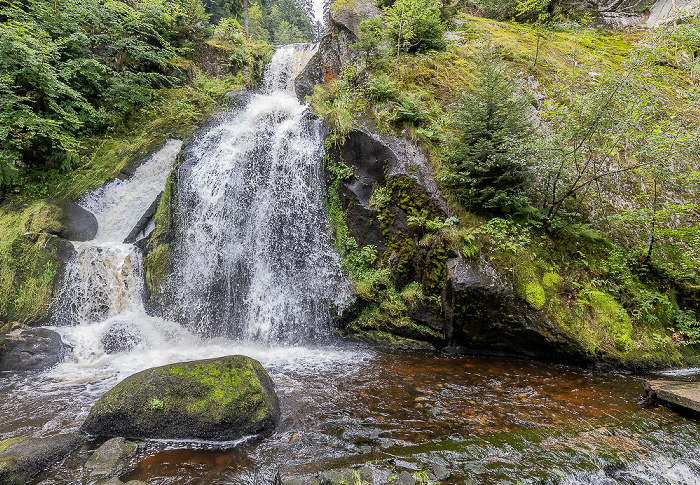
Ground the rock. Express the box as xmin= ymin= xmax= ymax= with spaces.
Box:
xmin=100 ymin=321 xmax=143 ymax=354
xmin=0 ymin=326 xmax=68 ymax=372
xmin=80 ymin=355 xmax=280 ymax=441
xmin=443 ymin=255 xmax=586 ymax=361
xmin=644 ymin=379 xmax=700 ymax=413
xmin=53 ymin=200 xmax=98 ymax=242
xmin=84 ymin=437 xmax=139 ymax=480
xmin=295 ymin=0 xmax=381 ymax=99
xmin=0 ymin=434 xmax=83 ymax=485
xmin=124 ymin=194 xmax=161 ymax=244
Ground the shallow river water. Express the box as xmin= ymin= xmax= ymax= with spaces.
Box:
xmin=3 ymin=343 xmax=700 ymax=484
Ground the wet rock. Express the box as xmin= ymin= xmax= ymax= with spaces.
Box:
xmin=644 ymin=380 xmax=700 ymax=413
xmin=80 ymin=355 xmax=280 ymax=441
xmin=319 ymin=466 xmax=373 ymax=484
xmin=100 ymin=321 xmax=143 ymax=354
xmin=443 ymin=255 xmax=586 ymax=361
xmin=124 ymin=194 xmax=161 ymax=244
xmin=395 ymin=470 xmax=416 ymax=485
xmin=0 ymin=325 xmax=68 ymax=372
xmin=53 ymin=200 xmax=98 ymax=242
xmin=84 ymin=437 xmax=140 ymax=480
xmin=0 ymin=434 xmax=83 ymax=485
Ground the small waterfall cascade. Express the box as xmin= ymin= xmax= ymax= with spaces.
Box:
xmin=54 ymin=140 xmax=182 ymax=327
xmin=163 ymin=43 xmax=348 ymax=344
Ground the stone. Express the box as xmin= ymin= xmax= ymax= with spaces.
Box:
xmin=0 ymin=325 xmax=68 ymax=372
xmin=295 ymin=0 xmax=381 ymax=99
xmin=124 ymin=194 xmax=161 ymax=244
xmin=100 ymin=321 xmax=143 ymax=354
xmin=644 ymin=380 xmax=700 ymax=413
xmin=84 ymin=437 xmax=139 ymax=480
xmin=80 ymin=355 xmax=280 ymax=441
xmin=443 ymin=255 xmax=586 ymax=361
xmin=0 ymin=434 xmax=83 ymax=485
xmin=54 ymin=200 xmax=98 ymax=242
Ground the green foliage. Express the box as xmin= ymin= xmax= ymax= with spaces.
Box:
xmin=442 ymin=49 xmax=533 ymax=216
xmin=0 ymin=0 xmax=213 ymax=194
xmin=351 ymin=18 xmax=385 ymax=66
xmin=383 ymin=0 xmax=446 ymax=53
xmin=365 ymin=72 xmax=399 ymax=102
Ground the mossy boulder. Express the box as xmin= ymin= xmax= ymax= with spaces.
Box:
xmin=84 ymin=437 xmax=140 ymax=481
xmin=0 ymin=434 xmax=83 ymax=485
xmin=80 ymin=355 xmax=280 ymax=441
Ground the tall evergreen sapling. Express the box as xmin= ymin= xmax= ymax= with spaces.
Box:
xmin=444 ymin=51 xmax=533 ymax=216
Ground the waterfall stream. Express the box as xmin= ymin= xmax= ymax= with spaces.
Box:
xmin=161 ymin=43 xmax=347 ymax=343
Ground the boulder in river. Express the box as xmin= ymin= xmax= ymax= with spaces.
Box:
xmin=80 ymin=356 xmax=280 ymax=441
xmin=0 ymin=434 xmax=83 ymax=485
xmin=84 ymin=437 xmax=140 ymax=480
xmin=0 ymin=325 xmax=68 ymax=372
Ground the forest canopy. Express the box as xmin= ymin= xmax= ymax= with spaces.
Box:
xmin=0 ymin=0 xmax=314 ymax=194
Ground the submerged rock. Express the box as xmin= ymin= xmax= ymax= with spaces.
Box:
xmin=81 ymin=356 xmax=280 ymax=441
xmin=100 ymin=321 xmax=143 ymax=354
xmin=0 ymin=325 xmax=68 ymax=372
xmin=84 ymin=437 xmax=140 ymax=480
xmin=0 ymin=434 xmax=83 ymax=485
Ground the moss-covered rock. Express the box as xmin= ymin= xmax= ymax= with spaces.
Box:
xmin=80 ymin=355 xmax=280 ymax=441
xmin=0 ymin=434 xmax=83 ymax=485
xmin=84 ymin=437 xmax=140 ymax=481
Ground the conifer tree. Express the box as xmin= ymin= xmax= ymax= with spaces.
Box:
xmin=443 ymin=50 xmax=533 ymax=216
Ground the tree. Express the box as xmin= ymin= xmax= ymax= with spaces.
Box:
xmin=443 ymin=50 xmax=533 ymax=215
xmin=350 ymin=18 xmax=384 ymax=67
xmin=383 ymin=0 xmax=445 ymax=77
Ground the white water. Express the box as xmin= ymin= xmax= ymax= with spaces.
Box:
xmin=161 ymin=44 xmax=348 ymax=343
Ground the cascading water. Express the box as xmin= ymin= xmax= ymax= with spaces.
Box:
xmin=160 ymin=43 xmax=348 ymax=343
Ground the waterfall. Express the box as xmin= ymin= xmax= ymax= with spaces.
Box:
xmin=52 ymin=43 xmax=347 ymax=368
xmin=161 ymin=43 xmax=348 ymax=344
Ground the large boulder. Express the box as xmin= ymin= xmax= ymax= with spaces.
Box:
xmin=0 ymin=434 xmax=83 ymax=485
xmin=0 ymin=325 xmax=68 ymax=372
xmin=443 ymin=255 xmax=585 ymax=361
xmin=52 ymin=200 xmax=98 ymax=242
xmin=80 ymin=356 xmax=280 ymax=441
xmin=295 ymin=0 xmax=382 ymax=99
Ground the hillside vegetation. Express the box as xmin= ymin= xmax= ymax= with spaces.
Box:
xmin=314 ymin=0 xmax=700 ymax=367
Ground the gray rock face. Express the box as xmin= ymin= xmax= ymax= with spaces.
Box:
xmin=0 ymin=434 xmax=83 ymax=485
xmin=0 ymin=326 xmax=68 ymax=372
xmin=84 ymin=437 xmax=140 ymax=480
xmin=54 ymin=200 xmax=98 ymax=242
xmin=295 ymin=0 xmax=381 ymax=99
xmin=443 ymin=255 xmax=584 ymax=360
xmin=80 ymin=356 xmax=280 ymax=441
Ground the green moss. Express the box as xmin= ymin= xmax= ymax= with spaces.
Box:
xmin=143 ymin=243 xmax=172 ymax=297
xmin=577 ymin=289 xmax=635 ymax=353
xmin=525 ymin=282 xmax=546 ymax=311
xmin=543 ymin=272 xmax=561 ymax=288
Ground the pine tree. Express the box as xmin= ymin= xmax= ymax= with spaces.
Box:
xmin=444 ymin=50 xmax=533 ymax=216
